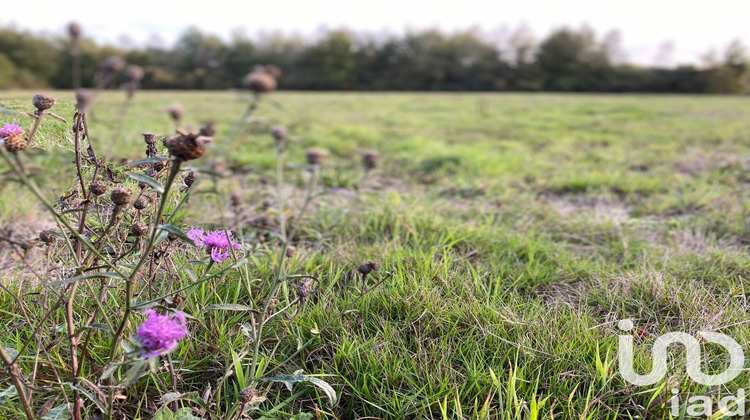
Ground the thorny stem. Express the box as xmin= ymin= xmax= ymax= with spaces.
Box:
xmin=105 ymin=160 xmax=182 ymax=420
xmin=219 ymin=93 xmax=259 ymax=154
xmin=108 ymin=159 xmax=183 ymax=360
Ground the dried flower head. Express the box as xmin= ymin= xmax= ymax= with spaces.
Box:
xmin=358 ymin=260 xmax=378 ymax=275
xmin=230 ymin=193 xmax=242 ymax=207
xmin=238 ymin=387 xmax=265 ymax=405
xmin=111 ymin=187 xmax=132 ymax=206
xmin=184 ymin=171 xmax=198 ymax=187
xmin=143 ymin=133 xmax=157 ymax=145
xmin=362 ymin=150 xmax=379 ymax=170
xmin=102 ymin=56 xmax=125 ymax=74
xmin=32 ymin=94 xmax=55 ymax=112
xmin=168 ymin=103 xmax=183 ymax=121
xmin=164 ymin=131 xmax=210 ymax=161
xmin=270 ymin=125 xmax=288 ymax=143
xmin=153 ymin=161 xmax=166 ymax=172
xmin=136 ymin=310 xmax=187 ymax=358
xmin=212 ymin=158 xmax=227 ymax=175
xmin=305 ymin=148 xmax=326 ymax=165
xmin=242 ymin=66 xmax=278 ymax=93
xmin=187 ymin=228 xmax=243 ymax=263
xmin=89 ymin=181 xmax=107 ymax=196
xmin=1 ymin=124 xmax=26 ymax=153
xmin=75 ymin=89 xmax=94 ymax=112
xmin=39 ymin=230 xmax=57 ymax=244
xmin=295 ymin=277 xmax=315 ymax=300
xmin=199 ymin=122 xmax=216 ymax=137
xmin=285 ymin=246 xmax=296 ymax=258
xmin=125 ymin=65 xmax=145 ymax=82
xmin=133 ymin=197 xmax=148 ymax=210
xmin=130 ymin=222 xmax=148 ymax=236
xmin=265 ymin=65 xmax=282 ymax=79
xmin=68 ymin=22 xmax=82 ymax=39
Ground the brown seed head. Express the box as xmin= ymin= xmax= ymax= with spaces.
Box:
xmin=75 ymin=89 xmax=94 ymax=112
xmin=270 ymin=125 xmax=288 ymax=143
xmin=133 ymin=197 xmax=148 ymax=210
xmin=242 ymin=66 xmax=277 ymax=93
xmin=168 ymin=103 xmax=183 ymax=121
xmin=230 ymin=193 xmax=242 ymax=207
xmin=295 ymin=277 xmax=315 ymax=299
xmin=363 ymin=150 xmax=379 ymax=170
xmin=152 ymin=160 xmax=166 ymax=172
xmin=199 ymin=122 xmax=216 ymax=137
xmin=32 ymin=94 xmax=55 ymax=111
xmin=358 ymin=260 xmax=378 ymax=275
xmin=164 ymin=131 xmax=211 ymax=161
xmin=39 ymin=230 xmax=57 ymax=244
xmin=238 ymin=387 xmax=264 ymax=405
xmin=265 ymin=65 xmax=282 ymax=79
xmin=143 ymin=133 xmax=157 ymax=145
xmin=184 ymin=171 xmax=198 ymax=187
xmin=130 ymin=222 xmax=148 ymax=236
xmin=89 ymin=181 xmax=107 ymax=196
xmin=125 ymin=65 xmax=144 ymax=82
xmin=305 ymin=148 xmax=326 ymax=165
xmin=110 ymin=187 xmax=132 ymax=206
xmin=68 ymin=22 xmax=82 ymax=39
xmin=3 ymin=134 xmax=27 ymax=153
xmin=212 ymin=158 xmax=227 ymax=174
xmin=102 ymin=56 xmax=125 ymax=74
xmin=286 ymin=246 xmax=296 ymax=258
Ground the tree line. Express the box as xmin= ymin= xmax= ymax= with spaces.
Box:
xmin=0 ymin=24 xmax=748 ymax=93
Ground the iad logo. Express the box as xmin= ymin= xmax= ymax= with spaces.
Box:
xmin=617 ymin=319 xmax=746 ymax=417
xmin=617 ymin=319 xmax=744 ymax=386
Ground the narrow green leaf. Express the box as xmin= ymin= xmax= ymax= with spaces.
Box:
xmin=157 ymin=224 xmax=191 ymax=243
xmin=127 ymin=156 xmax=171 ymax=166
xmin=174 ymin=408 xmax=202 ymax=420
xmin=121 ymin=360 xmax=148 ymax=387
xmin=205 ymin=304 xmax=257 ymax=312
xmin=3 ymin=347 xmax=19 ymax=360
xmin=41 ymin=403 xmax=71 ymax=420
xmin=0 ymin=386 xmax=17 ymax=404
xmin=260 ymin=370 xmax=339 ymax=406
xmin=126 ymin=172 xmax=164 ymax=193
xmin=47 ymin=272 xmax=123 ymax=287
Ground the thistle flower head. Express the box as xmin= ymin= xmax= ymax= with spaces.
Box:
xmin=305 ymin=148 xmax=326 ymax=165
xmin=164 ymin=131 xmax=211 ymax=161
xmin=0 ymin=123 xmax=24 ymax=140
xmin=102 ymin=56 xmax=125 ymax=74
xmin=1 ymin=124 xmax=27 ymax=153
xmin=32 ymin=94 xmax=55 ymax=111
xmin=136 ymin=310 xmax=187 ymax=358
xmin=68 ymin=22 xmax=82 ymax=39
xmin=187 ymin=228 xmax=243 ymax=263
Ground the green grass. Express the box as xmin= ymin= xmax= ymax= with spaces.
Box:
xmin=2 ymin=90 xmax=750 ymax=419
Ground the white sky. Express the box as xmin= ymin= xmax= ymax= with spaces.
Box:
xmin=4 ymin=0 xmax=750 ymax=66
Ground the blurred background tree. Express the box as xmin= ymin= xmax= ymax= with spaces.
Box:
xmin=0 ymin=25 xmax=747 ymax=93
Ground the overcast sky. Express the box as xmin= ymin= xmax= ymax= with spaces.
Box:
xmin=3 ymin=0 xmax=750 ymax=66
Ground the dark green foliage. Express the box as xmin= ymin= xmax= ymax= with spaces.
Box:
xmin=0 ymin=25 xmax=748 ymax=92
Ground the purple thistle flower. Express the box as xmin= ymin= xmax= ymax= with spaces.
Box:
xmin=187 ymin=228 xmax=242 ymax=263
xmin=0 ymin=123 xmax=24 ymax=140
xmin=136 ymin=309 xmax=187 ymax=358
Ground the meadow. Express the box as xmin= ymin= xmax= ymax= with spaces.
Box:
xmin=2 ymin=90 xmax=750 ymax=419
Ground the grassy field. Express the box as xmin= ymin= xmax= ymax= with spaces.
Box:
xmin=2 ymin=90 xmax=750 ymax=419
